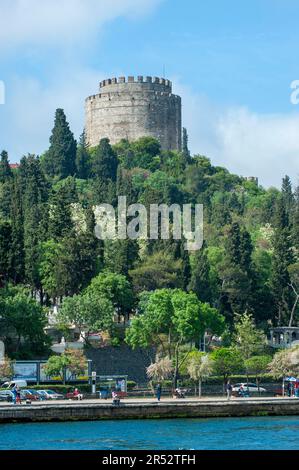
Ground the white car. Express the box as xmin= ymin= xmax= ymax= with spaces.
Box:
xmin=232 ymin=382 xmax=266 ymax=393
xmin=37 ymin=389 xmax=64 ymax=400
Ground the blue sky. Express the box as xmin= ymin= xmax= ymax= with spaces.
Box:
xmin=0 ymin=0 xmax=298 ymax=187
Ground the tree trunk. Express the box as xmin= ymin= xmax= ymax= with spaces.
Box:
xmin=246 ymin=369 xmax=250 ymax=393
xmin=173 ymin=344 xmax=180 ymax=389
xmin=257 ymin=376 xmax=260 ymax=395
xmin=198 ymin=380 xmax=202 ymax=398
xmin=288 ymin=284 xmax=299 ymax=327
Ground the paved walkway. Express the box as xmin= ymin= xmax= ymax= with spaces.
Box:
xmin=0 ymin=396 xmax=297 ymax=407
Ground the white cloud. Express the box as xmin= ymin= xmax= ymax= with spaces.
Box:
xmin=0 ymin=0 xmax=161 ymax=50
xmin=176 ymin=81 xmax=299 ymax=188
xmin=0 ymin=0 xmax=163 ymax=160
xmin=0 ymin=67 xmax=103 ymax=158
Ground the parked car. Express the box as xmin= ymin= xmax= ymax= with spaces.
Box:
xmin=37 ymin=389 xmax=64 ymax=400
xmin=20 ymin=389 xmax=41 ymax=401
xmin=27 ymin=389 xmax=46 ymax=401
xmin=232 ymin=383 xmax=267 ymax=395
xmin=0 ymin=390 xmax=14 ymax=402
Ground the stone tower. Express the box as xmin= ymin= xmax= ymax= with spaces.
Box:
xmin=85 ymin=76 xmax=182 ymax=151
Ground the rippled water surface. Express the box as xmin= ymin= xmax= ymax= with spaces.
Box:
xmin=0 ymin=416 xmax=298 ymax=450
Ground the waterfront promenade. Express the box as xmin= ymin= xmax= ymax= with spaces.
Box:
xmin=0 ymin=397 xmax=298 ymax=423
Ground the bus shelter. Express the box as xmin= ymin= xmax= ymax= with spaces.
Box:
xmin=97 ymin=375 xmax=127 ymax=399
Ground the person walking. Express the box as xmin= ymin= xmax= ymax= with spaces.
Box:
xmin=226 ymin=380 xmax=232 ymax=400
xmin=16 ymin=386 xmax=22 ymax=405
xmin=11 ymin=386 xmax=17 ymax=405
xmin=156 ymin=383 xmax=162 ymax=402
xmin=294 ymin=380 xmax=299 ymax=398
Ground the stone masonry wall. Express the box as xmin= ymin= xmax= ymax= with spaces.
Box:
xmin=85 ymin=76 xmax=182 ymax=151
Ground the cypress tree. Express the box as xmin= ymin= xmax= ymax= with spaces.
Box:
xmin=20 ymin=155 xmax=49 ymax=295
xmin=182 ymin=127 xmax=191 ymax=162
xmin=10 ymin=175 xmax=25 ymax=284
xmin=0 ymin=150 xmax=12 ymax=182
xmin=76 ymin=131 xmax=90 ymax=179
xmin=0 ymin=220 xmax=12 ymax=287
xmin=293 ymin=185 xmax=299 ymax=250
xmin=92 ymin=138 xmax=118 ymax=182
xmin=44 ymin=109 xmax=77 ymax=179
xmin=281 ymin=175 xmax=294 ymax=222
xmin=48 ymin=184 xmax=75 ymax=241
xmin=188 ymin=242 xmax=211 ymax=302
xmin=270 ymin=197 xmax=294 ymax=325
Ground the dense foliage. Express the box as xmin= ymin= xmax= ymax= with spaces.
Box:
xmin=1 ymin=108 xmax=299 ymax=361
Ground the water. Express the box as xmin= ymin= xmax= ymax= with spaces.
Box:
xmin=0 ymin=416 xmax=298 ymax=450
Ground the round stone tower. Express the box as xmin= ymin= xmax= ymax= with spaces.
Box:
xmin=85 ymin=76 xmax=182 ymax=151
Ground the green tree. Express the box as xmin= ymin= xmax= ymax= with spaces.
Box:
xmin=126 ymin=288 xmax=225 ymax=387
xmin=43 ymin=109 xmax=77 ymax=179
xmin=64 ymin=349 xmax=87 ymax=378
xmin=182 ymin=128 xmax=191 ymax=162
xmin=233 ymin=313 xmax=267 ymax=360
xmin=48 ymin=182 xmax=75 ymax=240
xmin=281 ymin=175 xmax=294 ymax=220
xmin=188 ymin=242 xmax=211 ymax=302
xmin=0 ymin=285 xmax=50 ymax=358
xmin=76 ymin=131 xmax=90 ymax=179
xmin=129 ymin=252 xmax=184 ymax=293
xmin=43 ymin=354 xmax=70 ymax=381
xmin=92 ymin=138 xmax=118 ymax=182
xmin=292 ymin=185 xmax=299 ymax=250
xmin=270 ymin=197 xmax=293 ymax=324
xmin=210 ymin=347 xmax=244 ymax=391
xmin=9 ymin=176 xmax=25 ymax=284
xmin=20 ymin=155 xmax=49 ymax=297
xmin=104 ymin=239 xmax=139 ymax=276
xmin=86 ymin=272 xmax=134 ymax=323
xmin=0 ymin=150 xmax=12 ymax=183
xmin=0 ymin=221 xmax=12 ymax=287
xmin=58 ymin=291 xmax=114 ymax=341
xmin=244 ymin=355 xmax=272 ymax=392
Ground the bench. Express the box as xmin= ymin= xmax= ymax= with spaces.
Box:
xmin=113 ymin=391 xmax=127 ymax=399
xmin=66 ymin=392 xmax=84 ymax=400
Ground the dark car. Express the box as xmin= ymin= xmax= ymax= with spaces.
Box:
xmin=27 ymin=389 xmax=46 ymax=400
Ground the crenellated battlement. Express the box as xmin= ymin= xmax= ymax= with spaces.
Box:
xmin=99 ymin=76 xmax=172 ymax=90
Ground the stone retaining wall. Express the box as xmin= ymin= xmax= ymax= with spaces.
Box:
xmin=0 ymin=399 xmax=298 ymax=423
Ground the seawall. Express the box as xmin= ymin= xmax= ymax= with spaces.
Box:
xmin=0 ymin=398 xmax=298 ymax=423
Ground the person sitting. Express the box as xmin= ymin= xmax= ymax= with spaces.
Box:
xmin=73 ymin=388 xmax=83 ymax=400
xmin=112 ymin=390 xmax=121 ymax=406
xmin=238 ymin=385 xmax=250 ymax=398
xmin=173 ymin=388 xmax=185 ymax=399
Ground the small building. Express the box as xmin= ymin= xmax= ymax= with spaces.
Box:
xmin=269 ymin=327 xmax=299 ymax=349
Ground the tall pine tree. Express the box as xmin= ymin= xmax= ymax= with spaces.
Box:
xmin=270 ymin=196 xmax=294 ymax=325
xmin=76 ymin=131 xmax=90 ymax=179
xmin=43 ymin=109 xmax=77 ymax=180
xmin=0 ymin=150 xmax=12 ymax=183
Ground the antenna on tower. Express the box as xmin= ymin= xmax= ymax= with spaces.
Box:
xmin=163 ymin=64 xmax=166 ymax=78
